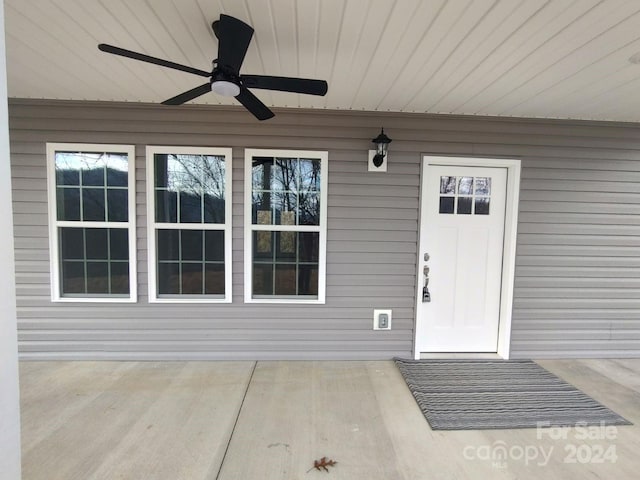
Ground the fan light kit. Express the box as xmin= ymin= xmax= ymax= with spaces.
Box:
xmin=98 ymin=14 xmax=328 ymax=120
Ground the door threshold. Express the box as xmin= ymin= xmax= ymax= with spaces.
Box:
xmin=419 ymin=352 xmax=502 ymax=360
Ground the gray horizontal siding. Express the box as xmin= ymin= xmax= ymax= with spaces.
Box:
xmin=9 ymin=99 xmax=640 ymax=359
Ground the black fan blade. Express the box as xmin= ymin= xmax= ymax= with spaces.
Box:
xmin=212 ymin=20 xmax=220 ymax=39
xmin=241 ymin=75 xmax=328 ymax=96
xmin=98 ymin=44 xmax=211 ymax=77
xmin=235 ymin=87 xmax=274 ymax=120
xmin=217 ymin=15 xmax=253 ymax=73
xmin=162 ymin=83 xmax=212 ymax=105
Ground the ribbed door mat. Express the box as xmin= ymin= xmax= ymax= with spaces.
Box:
xmin=394 ymin=358 xmax=632 ymax=430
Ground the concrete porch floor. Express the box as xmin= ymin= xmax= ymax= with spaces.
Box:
xmin=19 ymin=359 xmax=640 ymax=479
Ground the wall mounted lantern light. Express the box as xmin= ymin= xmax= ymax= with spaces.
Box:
xmin=372 ymin=128 xmax=392 ymax=166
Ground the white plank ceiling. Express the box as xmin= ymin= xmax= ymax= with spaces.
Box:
xmin=5 ymin=0 xmax=640 ymax=122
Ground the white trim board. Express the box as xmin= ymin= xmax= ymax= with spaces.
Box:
xmin=244 ymin=148 xmax=328 ymax=304
xmin=414 ymin=155 xmax=521 ymax=360
xmin=145 ymin=146 xmax=233 ymax=303
xmin=46 ymin=143 xmax=137 ymax=303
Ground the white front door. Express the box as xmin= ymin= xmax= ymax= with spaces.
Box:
xmin=415 ymin=161 xmax=509 ymax=353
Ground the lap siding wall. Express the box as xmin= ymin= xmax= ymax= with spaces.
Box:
xmin=9 ymin=99 xmax=640 ymax=359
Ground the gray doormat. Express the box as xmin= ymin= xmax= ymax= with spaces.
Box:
xmin=394 ymin=358 xmax=632 ymax=430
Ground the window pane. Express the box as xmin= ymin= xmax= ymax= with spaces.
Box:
xmin=273 ymin=158 xmax=297 ymax=191
xmin=82 ymin=188 xmax=105 ymax=221
xmin=58 ymin=227 xmax=130 ymax=297
xmin=181 ymin=263 xmax=203 ymax=294
xmin=298 ymin=193 xmax=320 ymax=226
xmin=57 ymin=187 xmax=81 ymax=221
xmin=252 ymin=263 xmax=273 ymax=295
xmin=253 ymin=231 xmax=274 ymax=260
xmin=82 ymin=167 xmax=105 ymax=187
xmin=299 ymin=159 xmax=321 ymax=191
xmin=275 ymin=232 xmax=296 ymax=262
xmin=203 ymin=156 xmax=225 ymax=223
xmin=110 ymin=263 xmax=130 ymax=294
xmin=440 ymin=176 xmax=456 ymax=194
xmin=110 ymin=229 xmax=129 ymax=260
xmin=107 ymin=189 xmax=128 ymax=222
xmin=56 ymin=167 xmax=80 ymax=186
xmin=86 ymin=262 xmax=109 ymax=293
xmin=61 ymin=261 xmax=84 ymax=294
xmin=158 ymin=262 xmax=180 ymax=294
xmin=475 ymin=198 xmax=490 ymax=215
xmin=298 ymin=265 xmax=319 ymax=295
xmin=457 ymin=196 xmax=472 ymax=215
xmin=205 ymin=264 xmax=225 ymax=295
xmin=439 ymin=197 xmax=454 ymax=214
xmin=105 ymin=155 xmax=128 ymax=187
xmin=475 ymin=177 xmax=491 ymax=195
xmin=60 ymin=227 xmax=84 ymax=260
xmin=458 ymin=177 xmax=473 ymax=195
xmin=299 ymin=233 xmax=319 ymax=262
xmin=156 ymin=190 xmax=177 ymax=223
xmin=157 ymin=230 xmax=179 ymax=261
xmin=85 ymin=228 xmax=108 ymax=260
xmin=179 ymin=191 xmax=202 ymax=223
xmin=252 ymin=157 xmax=272 ymax=191
xmin=181 ymin=230 xmax=203 ymax=261
xmin=205 ymin=231 xmax=224 ymax=262
xmin=274 ymin=264 xmax=296 ymax=295
xmin=203 ymin=194 xmax=225 ymax=223
xmin=154 ymin=154 xmax=171 ymax=188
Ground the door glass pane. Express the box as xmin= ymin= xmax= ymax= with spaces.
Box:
xmin=458 ymin=177 xmax=473 ymax=195
xmin=475 ymin=177 xmax=491 ymax=195
xmin=439 ymin=197 xmax=454 ymax=214
xmin=457 ymin=196 xmax=472 ymax=214
xmin=475 ymin=198 xmax=490 ymax=215
xmin=440 ymin=176 xmax=456 ymax=194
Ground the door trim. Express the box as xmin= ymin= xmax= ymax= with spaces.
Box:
xmin=414 ymin=156 xmax=521 ymax=360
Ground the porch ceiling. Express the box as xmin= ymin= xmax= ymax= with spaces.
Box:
xmin=5 ymin=0 xmax=640 ymax=123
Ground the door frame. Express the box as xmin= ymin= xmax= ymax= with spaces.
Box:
xmin=414 ymin=155 xmax=521 ymax=360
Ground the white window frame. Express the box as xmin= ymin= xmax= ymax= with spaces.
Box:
xmin=146 ymin=146 xmax=233 ymax=303
xmin=244 ymin=148 xmax=328 ymax=304
xmin=46 ymin=143 xmax=137 ymax=303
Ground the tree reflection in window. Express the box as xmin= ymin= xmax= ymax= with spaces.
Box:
xmin=251 ymin=156 xmax=322 ymax=298
xmin=155 ymin=154 xmax=226 ymax=224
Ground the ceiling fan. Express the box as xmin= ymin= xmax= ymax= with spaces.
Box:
xmin=98 ymin=14 xmax=328 ymax=120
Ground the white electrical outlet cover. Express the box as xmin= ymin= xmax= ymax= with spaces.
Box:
xmin=373 ymin=309 xmax=392 ymax=330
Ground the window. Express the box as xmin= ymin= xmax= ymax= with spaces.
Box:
xmin=439 ymin=176 xmax=491 ymax=215
xmin=146 ymin=146 xmax=232 ymax=302
xmin=244 ymin=149 xmax=328 ymax=303
xmin=46 ymin=143 xmax=137 ymax=302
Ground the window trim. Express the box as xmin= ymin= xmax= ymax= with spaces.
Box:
xmin=46 ymin=142 xmax=137 ymax=303
xmin=146 ymin=146 xmax=233 ymax=303
xmin=243 ymin=148 xmax=328 ymax=304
